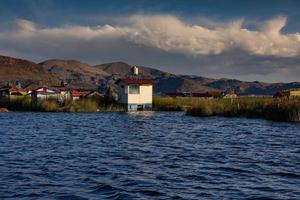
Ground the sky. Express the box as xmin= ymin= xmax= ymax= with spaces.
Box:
xmin=1 ymin=0 xmax=300 ymax=83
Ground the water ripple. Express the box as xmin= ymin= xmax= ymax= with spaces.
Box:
xmin=0 ymin=112 xmax=300 ymax=199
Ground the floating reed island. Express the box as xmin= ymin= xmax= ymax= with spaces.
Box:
xmin=1 ymin=94 xmax=300 ymax=123
xmin=0 ymin=96 xmax=124 ymax=112
xmin=153 ymin=96 xmax=300 ymax=123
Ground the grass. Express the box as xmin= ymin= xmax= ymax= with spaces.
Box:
xmin=153 ymin=96 xmax=201 ymax=111
xmin=2 ymin=95 xmax=300 ymax=122
xmin=154 ymin=95 xmax=300 ymax=122
xmin=0 ymin=96 xmax=125 ymax=112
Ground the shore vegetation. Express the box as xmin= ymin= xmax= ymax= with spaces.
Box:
xmin=153 ymin=96 xmax=300 ymax=122
xmin=0 ymin=96 xmax=124 ymax=112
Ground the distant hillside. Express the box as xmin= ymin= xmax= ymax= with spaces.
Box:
xmin=0 ymin=55 xmax=53 ymax=85
xmin=1 ymin=54 xmax=300 ymax=95
xmin=205 ymin=79 xmax=300 ymax=95
xmin=96 ymin=62 xmax=219 ymax=93
xmin=40 ymin=59 xmax=108 ymax=89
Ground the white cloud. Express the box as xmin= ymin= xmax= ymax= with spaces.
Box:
xmin=125 ymin=15 xmax=300 ymax=57
xmin=1 ymin=15 xmax=300 ymax=82
xmin=15 ymin=19 xmax=36 ymax=32
xmin=1 ymin=15 xmax=300 ymax=58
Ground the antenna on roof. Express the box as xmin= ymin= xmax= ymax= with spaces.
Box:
xmin=132 ymin=66 xmax=138 ymax=76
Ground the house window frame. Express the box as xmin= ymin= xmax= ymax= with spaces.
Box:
xmin=129 ymin=85 xmax=140 ymax=94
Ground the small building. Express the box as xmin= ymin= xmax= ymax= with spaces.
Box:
xmin=115 ymin=66 xmax=153 ymax=111
xmin=0 ymin=85 xmax=27 ymax=97
xmin=51 ymin=82 xmax=71 ymax=102
xmin=285 ymin=89 xmax=300 ymax=97
xmin=274 ymin=88 xmax=300 ymax=98
xmin=0 ymin=87 xmax=9 ymax=97
xmin=71 ymin=90 xmax=91 ymax=100
xmin=222 ymin=91 xmax=237 ymax=99
xmin=31 ymin=86 xmax=58 ymax=100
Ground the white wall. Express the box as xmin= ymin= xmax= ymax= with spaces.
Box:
xmin=36 ymin=93 xmax=58 ymax=99
xmin=128 ymin=85 xmax=152 ymax=104
xmin=117 ymin=84 xmax=152 ymax=104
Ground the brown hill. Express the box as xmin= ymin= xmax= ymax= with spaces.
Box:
xmin=95 ymin=62 xmax=175 ymax=78
xmin=1 ymin=54 xmax=300 ymax=95
xmin=98 ymin=62 xmax=300 ymax=95
xmin=205 ymin=79 xmax=300 ymax=95
xmin=0 ymin=55 xmax=53 ymax=85
xmin=96 ymin=62 xmax=218 ymax=93
xmin=40 ymin=59 xmax=108 ymax=89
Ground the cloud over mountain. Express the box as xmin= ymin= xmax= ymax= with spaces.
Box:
xmin=3 ymin=15 xmax=300 ymax=57
xmin=126 ymin=15 xmax=300 ymax=57
xmin=0 ymin=15 xmax=300 ymax=82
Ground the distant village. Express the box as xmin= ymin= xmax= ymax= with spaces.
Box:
xmin=0 ymin=81 xmax=102 ymax=102
xmin=1 ymin=66 xmax=300 ymax=112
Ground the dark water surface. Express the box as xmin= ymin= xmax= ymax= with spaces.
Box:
xmin=0 ymin=112 xmax=300 ymax=199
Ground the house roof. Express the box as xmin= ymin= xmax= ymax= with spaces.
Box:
xmin=9 ymin=85 xmax=19 ymax=92
xmin=32 ymin=87 xmax=57 ymax=94
xmin=51 ymin=86 xmax=69 ymax=91
xmin=86 ymin=91 xmax=102 ymax=97
xmin=23 ymin=83 xmax=40 ymax=91
xmin=0 ymin=87 xmax=9 ymax=92
xmin=71 ymin=90 xmax=91 ymax=97
xmin=0 ymin=85 xmax=27 ymax=95
xmin=115 ymin=78 xmax=153 ymax=85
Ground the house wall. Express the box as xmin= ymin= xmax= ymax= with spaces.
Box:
xmin=36 ymin=93 xmax=58 ymax=99
xmin=128 ymin=85 xmax=152 ymax=104
xmin=117 ymin=84 xmax=152 ymax=104
xmin=72 ymin=96 xmax=80 ymax=100
xmin=117 ymin=85 xmax=129 ymax=104
xmin=290 ymin=90 xmax=300 ymax=97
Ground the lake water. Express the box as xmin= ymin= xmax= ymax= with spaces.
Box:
xmin=0 ymin=112 xmax=300 ymax=199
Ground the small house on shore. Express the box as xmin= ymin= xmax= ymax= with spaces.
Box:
xmin=31 ymin=86 xmax=58 ymax=100
xmin=115 ymin=66 xmax=153 ymax=111
xmin=29 ymin=82 xmax=71 ymax=102
xmin=0 ymin=84 xmax=27 ymax=97
xmin=71 ymin=90 xmax=91 ymax=100
xmin=274 ymin=88 xmax=300 ymax=98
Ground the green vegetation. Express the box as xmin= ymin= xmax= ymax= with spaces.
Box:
xmin=2 ymin=95 xmax=300 ymax=122
xmin=154 ymin=96 xmax=300 ymax=122
xmin=153 ymin=96 xmax=199 ymax=111
xmin=0 ymin=96 xmax=124 ymax=112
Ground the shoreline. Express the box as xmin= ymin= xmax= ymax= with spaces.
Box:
xmin=153 ymin=96 xmax=300 ymax=123
xmin=1 ymin=96 xmax=300 ymax=123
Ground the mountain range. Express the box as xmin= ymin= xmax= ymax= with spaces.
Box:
xmin=1 ymin=54 xmax=300 ymax=95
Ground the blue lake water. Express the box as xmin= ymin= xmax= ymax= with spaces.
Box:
xmin=0 ymin=112 xmax=300 ymax=199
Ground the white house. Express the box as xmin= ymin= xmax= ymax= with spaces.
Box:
xmin=115 ymin=67 xmax=153 ymax=111
xmin=31 ymin=86 xmax=58 ymax=100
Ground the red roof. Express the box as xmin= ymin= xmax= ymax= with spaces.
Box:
xmin=115 ymin=78 xmax=153 ymax=85
xmin=9 ymin=85 xmax=20 ymax=93
xmin=71 ymin=91 xmax=91 ymax=97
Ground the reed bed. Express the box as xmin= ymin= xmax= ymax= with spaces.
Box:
xmin=2 ymin=95 xmax=300 ymax=122
xmin=154 ymin=96 xmax=300 ymax=122
xmin=0 ymin=96 xmax=124 ymax=112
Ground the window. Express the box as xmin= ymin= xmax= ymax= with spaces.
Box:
xmin=129 ymin=85 xmax=140 ymax=94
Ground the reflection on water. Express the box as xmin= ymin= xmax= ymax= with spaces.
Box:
xmin=0 ymin=112 xmax=299 ymax=199
xmin=126 ymin=111 xmax=155 ymax=117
